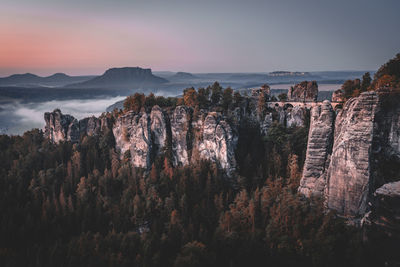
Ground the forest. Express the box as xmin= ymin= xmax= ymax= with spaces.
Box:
xmin=1 ymin=54 xmax=400 ymax=267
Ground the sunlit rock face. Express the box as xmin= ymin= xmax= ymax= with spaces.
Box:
xmin=299 ymin=91 xmax=400 ymax=221
xmin=150 ymin=105 xmax=167 ymax=155
xmin=299 ymin=100 xmax=334 ymax=197
xmin=113 ymin=111 xmax=152 ymax=169
xmin=325 ymin=92 xmax=379 ymax=217
xmin=288 ymin=80 xmax=318 ymax=102
xmin=171 ymin=106 xmax=191 ymax=166
xmin=44 ymin=109 xmax=79 ymax=143
xmin=44 ymin=109 xmax=112 ymax=144
xmin=197 ymin=113 xmax=237 ymax=175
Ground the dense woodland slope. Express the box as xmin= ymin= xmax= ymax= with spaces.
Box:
xmin=1 ymin=54 xmax=400 ymax=267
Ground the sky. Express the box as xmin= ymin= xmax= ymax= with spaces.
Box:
xmin=0 ymin=0 xmax=399 ymax=76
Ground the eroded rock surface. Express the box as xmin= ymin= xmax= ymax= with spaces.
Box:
xmin=44 ymin=109 xmax=80 ymax=143
xmin=171 ymin=106 xmax=191 ymax=166
xmin=197 ymin=113 xmax=237 ymax=175
xmin=150 ymin=105 xmax=167 ymax=155
xmin=299 ymin=100 xmax=334 ymax=196
xmin=288 ymin=81 xmax=318 ymax=102
xmin=286 ymin=105 xmax=306 ymax=127
xmin=325 ymin=92 xmax=379 ymax=217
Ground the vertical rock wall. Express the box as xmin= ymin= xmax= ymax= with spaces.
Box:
xmin=325 ymin=92 xmax=379 ymax=217
xmin=299 ymin=100 xmax=334 ymax=196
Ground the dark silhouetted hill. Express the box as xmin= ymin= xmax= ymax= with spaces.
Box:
xmin=0 ymin=73 xmax=94 ymax=87
xmin=67 ymin=67 xmax=168 ymax=89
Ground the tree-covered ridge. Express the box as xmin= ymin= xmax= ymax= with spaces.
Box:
xmin=334 ymin=53 xmax=400 ymax=102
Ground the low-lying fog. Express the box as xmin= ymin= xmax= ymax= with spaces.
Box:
xmin=0 ymin=96 xmax=125 ymax=135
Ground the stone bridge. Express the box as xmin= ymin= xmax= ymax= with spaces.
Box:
xmin=266 ymin=101 xmax=343 ymax=109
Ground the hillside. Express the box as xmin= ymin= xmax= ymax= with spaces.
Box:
xmin=0 ymin=73 xmax=94 ymax=87
xmin=67 ymin=67 xmax=168 ymax=89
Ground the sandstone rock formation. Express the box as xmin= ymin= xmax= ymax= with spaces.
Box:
xmin=171 ymin=106 xmax=191 ymax=166
xmin=113 ymin=108 xmax=164 ymax=169
xmin=299 ymin=100 xmax=334 ymax=196
xmin=197 ymin=113 xmax=237 ymax=174
xmin=44 ymin=109 xmax=80 ymax=143
xmin=150 ymin=105 xmax=167 ymax=155
xmin=79 ymin=116 xmax=102 ymax=136
xmin=288 ymin=81 xmax=318 ymax=102
xmin=286 ymin=105 xmax=306 ymax=127
xmin=325 ymin=92 xmax=379 ymax=217
xmin=299 ymin=91 xmax=400 ymax=221
xmin=44 ymin=92 xmax=312 ymax=175
xmin=332 ymin=89 xmax=345 ymax=102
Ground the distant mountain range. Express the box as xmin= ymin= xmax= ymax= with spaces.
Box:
xmin=66 ymin=67 xmax=168 ymax=89
xmin=0 ymin=73 xmax=94 ymax=87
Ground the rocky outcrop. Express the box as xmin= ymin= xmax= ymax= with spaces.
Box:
xmin=366 ymin=181 xmax=400 ymax=238
xmin=171 ymin=106 xmax=191 ymax=166
xmin=288 ymin=81 xmax=318 ymax=102
xmin=260 ymin=113 xmax=273 ymax=135
xmin=197 ymin=113 xmax=237 ymax=175
xmin=79 ymin=116 xmax=102 ymax=136
xmin=299 ymin=100 xmax=335 ymax=196
xmin=286 ymin=105 xmax=306 ymax=127
xmin=300 ymin=91 xmax=400 ymax=220
xmin=44 ymin=109 xmax=80 ymax=143
xmin=150 ymin=106 xmax=167 ymax=155
xmin=325 ymin=92 xmax=379 ymax=217
xmin=44 ymin=109 xmax=112 ymax=144
xmin=113 ymin=108 xmax=165 ymax=169
xmin=332 ymin=89 xmax=345 ymax=102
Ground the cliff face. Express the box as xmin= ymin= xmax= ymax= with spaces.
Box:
xmin=44 ymin=109 xmax=80 ymax=143
xmin=298 ymin=100 xmax=335 ymax=197
xmin=299 ymin=91 xmax=400 ymax=221
xmin=44 ymin=98 xmax=309 ymax=174
xmin=197 ymin=113 xmax=237 ymax=175
xmin=44 ymin=109 xmax=110 ymax=144
xmin=325 ymin=92 xmax=379 ymax=216
xmin=171 ymin=106 xmax=191 ymax=166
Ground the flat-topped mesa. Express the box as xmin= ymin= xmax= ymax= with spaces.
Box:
xmin=288 ymin=80 xmax=318 ymax=102
xmin=298 ymin=100 xmax=335 ymax=196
